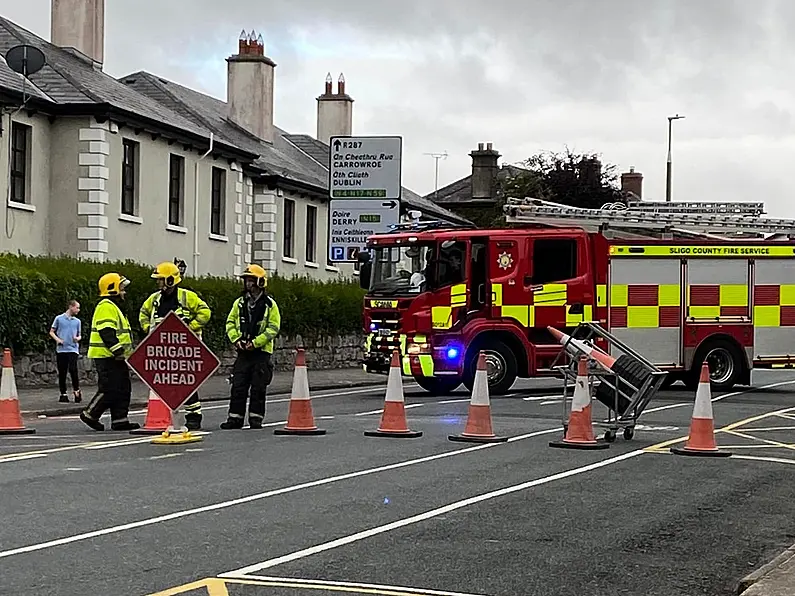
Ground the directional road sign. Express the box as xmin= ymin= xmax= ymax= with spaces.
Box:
xmin=328 ymin=198 xmax=401 ymax=263
xmin=328 ymin=135 xmax=402 ymax=200
xmin=126 ymin=312 xmax=221 ymax=411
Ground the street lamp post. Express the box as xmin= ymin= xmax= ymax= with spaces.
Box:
xmin=666 ymin=114 xmax=685 ymax=202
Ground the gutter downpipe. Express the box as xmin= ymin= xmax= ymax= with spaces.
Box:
xmin=193 ymin=132 xmax=214 ymax=276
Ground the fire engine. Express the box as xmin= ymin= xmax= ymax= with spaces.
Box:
xmin=357 ymin=197 xmax=795 ymax=395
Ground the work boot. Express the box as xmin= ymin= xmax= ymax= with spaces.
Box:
xmin=73 ymin=389 xmax=82 ymax=404
xmin=59 ymin=394 xmax=69 ymax=403
xmin=80 ymin=411 xmax=104 ymax=431
xmin=220 ymin=418 xmax=244 ymax=430
xmin=248 ymin=418 xmax=263 ymax=430
xmin=185 ymin=414 xmax=202 ymax=431
xmin=110 ymin=421 xmax=141 ymax=431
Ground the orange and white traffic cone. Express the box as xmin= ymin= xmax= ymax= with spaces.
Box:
xmin=275 ymin=349 xmax=326 ymax=436
xmin=0 ymin=348 xmax=35 ymax=435
xmin=364 ymin=350 xmax=422 ymax=438
xmin=129 ymin=389 xmax=174 ymax=435
xmin=547 ymin=326 xmax=617 ymax=371
xmin=671 ymin=362 xmax=731 ymax=457
xmin=449 ymin=351 xmax=507 ymax=443
xmin=549 ymin=356 xmax=609 ymax=450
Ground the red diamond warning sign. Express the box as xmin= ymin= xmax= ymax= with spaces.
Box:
xmin=126 ymin=311 xmax=221 ymax=411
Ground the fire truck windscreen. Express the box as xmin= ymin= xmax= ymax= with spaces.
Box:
xmin=368 ymin=241 xmax=466 ymax=296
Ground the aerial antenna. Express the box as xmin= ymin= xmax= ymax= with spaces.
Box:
xmin=423 ymin=151 xmax=448 ymax=201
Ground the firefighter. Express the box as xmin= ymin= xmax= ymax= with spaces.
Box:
xmin=80 ymin=273 xmax=141 ymax=432
xmin=139 ymin=261 xmax=211 ymax=430
xmin=220 ymin=264 xmax=281 ymax=430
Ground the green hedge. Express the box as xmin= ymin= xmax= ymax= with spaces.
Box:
xmin=0 ymin=253 xmax=366 ymax=355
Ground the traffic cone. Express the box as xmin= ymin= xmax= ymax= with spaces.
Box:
xmin=364 ymin=350 xmax=422 ymax=438
xmin=547 ymin=326 xmax=617 ymax=371
xmin=449 ymin=351 xmax=507 ymax=443
xmin=129 ymin=389 xmax=174 ymax=435
xmin=549 ymin=356 xmax=609 ymax=450
xmin=0 ymin=348 xmax=35 ymax=435
xmin=275 ymin=349 xmax=326 ymax=436
xmin=671 ymin=363 xmax=731 ymax=457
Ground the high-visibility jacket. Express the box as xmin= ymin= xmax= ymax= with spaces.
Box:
xmin=88 ymin=298 xmax=133 ymax=359
xmin=226 ymin=293 xmax=281 ymax=354
xmin=139 ymin=287 xmax=211 ymax=337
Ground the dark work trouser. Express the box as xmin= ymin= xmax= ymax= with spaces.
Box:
xmin=183 ymin=392 xmax=201 ymax=421
xmin=56 ymin=352 xmax=80 ymax=395
xmin=84 ymin=358 xmax=132 ymax=425
xmin=227 ymin=351 xmax=273 ymax=421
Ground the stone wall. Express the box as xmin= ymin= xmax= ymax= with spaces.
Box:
xmin=11 ymin=334 xmax=365 ymax=388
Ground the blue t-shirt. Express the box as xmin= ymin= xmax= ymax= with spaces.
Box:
xmin=51 ymin=314 xmax=81 ymax=354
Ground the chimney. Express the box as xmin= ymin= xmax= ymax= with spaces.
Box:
xmin=621 ymin=166 xmax=643 ymax=199
xmin=316 ymin=73 xmax=354 ymax=146
xmin=226 ymin=29 xmax=276 ymax=143
xmin=469 ymin=142 xmax=501 ymax=201
xmin=50 ymin=0 xmax=105 ymax=67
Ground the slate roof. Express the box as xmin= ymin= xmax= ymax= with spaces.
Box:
xmin=0 ymin=16 xmax=250 ymax=158
xmin=0 ymin=14 xmax=469 ymax=225
xmin=121 ymin=72 xmax=471 ymax=225
xmin=426 ymin=164 xmax=528 ymax=206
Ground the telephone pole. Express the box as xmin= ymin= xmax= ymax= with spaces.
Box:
xmin=424 ymin=151 xmax=448 ymax=200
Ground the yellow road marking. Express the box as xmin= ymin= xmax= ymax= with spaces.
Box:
xmin=723 ymin=430 xmax=795 ymax=451
xmin=643 ymin=405 xmax=795 ymax=453
xmin=147 ymin=576 xmax=489 ymax=596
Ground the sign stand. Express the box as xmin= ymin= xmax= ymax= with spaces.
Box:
xmin=126 ymin=312 xmax=221 ymax=445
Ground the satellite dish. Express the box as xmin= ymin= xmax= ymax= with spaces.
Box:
xmin=5 ymin=44 xmax=46 ymax=77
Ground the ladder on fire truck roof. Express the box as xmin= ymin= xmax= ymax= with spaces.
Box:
xmin=503 ymin=197 xmax=795 ymax=241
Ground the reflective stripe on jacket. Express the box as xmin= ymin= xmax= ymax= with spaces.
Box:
xmin=139 ymin=287 xmax=211 ymax=337
xmin=88 ymin=299 xmax=133 ymax=359
xmin=225 ymin=294 xmax=281 ymax=354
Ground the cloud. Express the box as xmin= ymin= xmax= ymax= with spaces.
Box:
xmin=4 ymin=0 xmax=795 ymax=216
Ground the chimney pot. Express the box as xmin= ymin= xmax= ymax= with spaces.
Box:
xmin=227 ymin=29 xmax=277 ymax=143
xmin=486 ymin=142 xmax=493 ymax=150
xmin=620 ymin=167 xmax=643 ymax=199
xmin=470 ymin=144 xmax=501 ymax=201
xmin=316 ymin=73 xmax=354 ymax=145
xmin=51 ymin=0 xmax=106 ymax=67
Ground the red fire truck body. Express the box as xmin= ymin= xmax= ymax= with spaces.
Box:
xmin=359 ymin=202 xmax=795 ymax=395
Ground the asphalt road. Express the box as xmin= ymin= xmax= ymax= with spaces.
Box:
xmin=2 ymin=370 xmax=795 ymax=596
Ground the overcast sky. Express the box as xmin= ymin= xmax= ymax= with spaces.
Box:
xmin=4 ymin=0 xmax=795 ymax=216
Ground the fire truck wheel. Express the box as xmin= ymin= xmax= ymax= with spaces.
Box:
xmin=687 ymin=338 xmax=744 ymax=391
xmin=413 ymin=376 xmax=461 ymax=395
xmin=463 ymin=341 xmax=518 ymax=396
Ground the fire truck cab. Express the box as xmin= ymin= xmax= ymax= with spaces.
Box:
xmin=358 ymin=198 xmax=795 ymax=395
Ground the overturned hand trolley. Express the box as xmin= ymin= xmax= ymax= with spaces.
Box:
xmin=549 ymin=322 xmax=668 ymax=442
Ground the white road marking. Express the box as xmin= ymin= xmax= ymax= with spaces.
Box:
xmin=222 ymin=449 xmax=645 ymax=576
xmin=522 ymin=395 xmax=565 ymax=402
xmin=435 ymin=399 xmax=471 ymax=405
xmin=0 ymin=453 xmax=47 ymax=463
xmin=230 ymin=575 xmax=492 ymax=596
xmin=82 ymin=432 xmax=211 ymax=450
xmin=149 ymin=453 xmax=182 ymax=460
xmin=66 ymin=467 xmax=83 ymax=471
xmin=0 ymin=427 xmax=559 ymax=560
xmin=731 ymin=454 xmax=795 ymax=465
xmin=354 ymin=403 xmax=423 ymax=417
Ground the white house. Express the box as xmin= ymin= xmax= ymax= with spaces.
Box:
xmin=0 ymin=0 xmax=470 ymax=280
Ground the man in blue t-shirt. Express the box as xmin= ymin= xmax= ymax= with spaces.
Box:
xmin=49 ymin=300 xmax=82 ymax=403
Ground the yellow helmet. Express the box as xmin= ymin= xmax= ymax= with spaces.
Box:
xmin=151 ymin=261 xmax=181 ymax=287
xmin=240 ymin=264 xmax=267 ymax=288
xmin=98 ymin=273 xmax=130 ymax=297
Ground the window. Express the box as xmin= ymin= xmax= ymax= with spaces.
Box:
xmin=305 ymin=204 xmax=317 ymax=263
xmin=210 ymin=167 xmax=226 ymax=235
xmin=9 ymin=122 xmax=30 ymax=204
xmin=436 ymin=240 xmax=466 ymax=288
xmin=121 ymin=139 xmax=139 ymax=215
xmin=532 ymin=238 xmax=578 ymax=284
xmin=283 ymin=198 xmax=295 ymax=258
xmin=168 ymin=154 xmax=184 ymax=226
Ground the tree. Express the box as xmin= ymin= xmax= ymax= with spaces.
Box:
xmin=503 ymin=147 xmax=624 ymax=209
